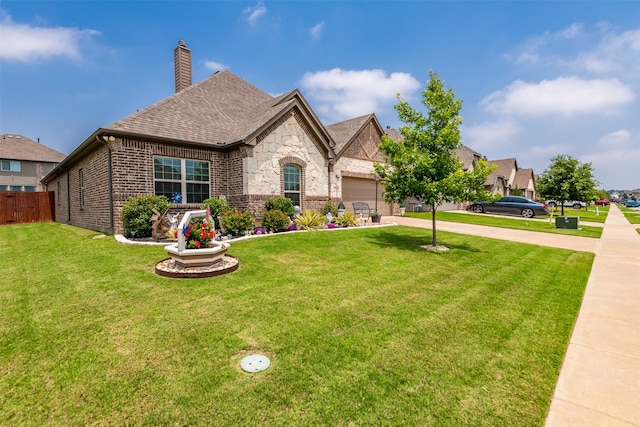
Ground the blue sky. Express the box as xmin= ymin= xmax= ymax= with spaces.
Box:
xmin=1 ymin=1 xmax=638 ymax=190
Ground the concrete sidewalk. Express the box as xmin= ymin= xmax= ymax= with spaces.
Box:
xmin=391 ymin=205 xmax=640 ymax=426
xmin=546 ymin=204 xmax=640 ymax=426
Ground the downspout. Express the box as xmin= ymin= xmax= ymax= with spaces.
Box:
xmin=226 ymin=152 xmax=230 ymax=199
xmin=96 ymin=135 xmax=115 ymax=231
xmin=327 ymin=163 xmax=332 ymax=201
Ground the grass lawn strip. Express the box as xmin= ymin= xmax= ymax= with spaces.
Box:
xmin=0 ymin=223 xmax=594 ymax=426
xmin=619 ymin=206 xmax=640 ymax=224
xmin=407 ymin=211 xmax=603 ymax=238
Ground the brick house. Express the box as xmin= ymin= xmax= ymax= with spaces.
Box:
xmin=1 ymin=134 xmax=65 ymax=192
xmin=42 ymin=41 xmax=392 ymax=234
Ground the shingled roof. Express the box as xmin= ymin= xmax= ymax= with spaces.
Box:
xmin=488 ymin=158 xmax=518 ymax=179
xmin=513 ymin=168 xmax=534 ymax=189
xmin=104 ymin=70 xmax=279 ymax=146
xmin=455 ymin=146 xmax=482 ymax=170
xmin=0 ymin=134 xmax=66 ymax=162
xmin=325 ymin=114 xmax=375 ymax=155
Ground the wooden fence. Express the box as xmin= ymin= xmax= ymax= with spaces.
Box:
xmin=0 ymin=191 xmax=55 ymax=225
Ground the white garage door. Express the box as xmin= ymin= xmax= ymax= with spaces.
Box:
xmin=341 ymin=177 xmax=392 ymax=215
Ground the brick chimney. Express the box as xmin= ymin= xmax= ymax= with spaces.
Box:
xmin=174 ymin=40 xmax=192 ymax=93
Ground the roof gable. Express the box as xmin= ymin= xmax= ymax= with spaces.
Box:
xmin=455 ymin=146 xmax=482 ymax=170
xmin=489 ymin=158 xmax=518 ymax=178
xmin=327 ymin=114 xmax=384 ymax=161
xmin=514 ymin=168 xmax=535 ymax=189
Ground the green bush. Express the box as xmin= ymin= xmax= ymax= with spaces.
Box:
xmin=201 ymin=197 xmax=230 ymax=228
xmin=120 ymin=194 xmax=171 ymax=238
xmin=294 ymin=210 xmax=326 ymax=230
xmin=264 ymin=197 xmax=295 ymax=218
xmin=219 ymin=209 xmax=255 ymax=236
xmin=320 ymin=200 xmax=338 ymax=218
xmin=261 ymin=209 xmax=291 ymax=233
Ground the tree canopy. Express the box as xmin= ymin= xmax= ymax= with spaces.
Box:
xmin=373 ymin=71 xmax=493 ymax=248
xmin=536 ymin=154 xmax=597 ymax=215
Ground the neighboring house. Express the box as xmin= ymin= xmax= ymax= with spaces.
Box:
xmin=0 ymin=134 xmax=66 ymax=192
xmin=484 ymin=171 xmax=508 ymax=196
xmin=439 ymin=145 xmax=484 ymax=211
xmin=488 ymin=158 xmax=519 ymax=196
xmin=42 ymin=41 xmax=393 ymax=234
xmin=513 ymin=168 xmax=536 ymax=200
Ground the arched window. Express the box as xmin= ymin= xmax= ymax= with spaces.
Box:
xmin=284 ymin=164 xmax=301 ymax=207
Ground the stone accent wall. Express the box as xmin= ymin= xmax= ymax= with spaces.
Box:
xmin=248 ymin=114 xmax=329 ymax=202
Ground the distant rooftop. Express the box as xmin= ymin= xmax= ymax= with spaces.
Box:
xmin=0 ymin=134 xmax=66 ymax=163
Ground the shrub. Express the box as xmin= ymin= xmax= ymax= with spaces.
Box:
xmin=294 ymin=210 xmax=326 ymax=230
xmin=261 ymin=209 xmax=291 ymax=233
xmin=201 ymin=197 xmax=230 ymax=228
xmin=335 ymin=211 xmax=359 ymax=227
xmin=264 ymin=197 xmax=295 ymax=218
xmin=120 ymin=194 xmax=171 ymax=238
xmin=320 ymin=200 xmax=338 ymax=218
xmin=219 ymin=209 xmax=255 ymax=236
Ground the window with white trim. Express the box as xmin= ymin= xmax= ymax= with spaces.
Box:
xmin=153 ymin=156 xmax=210 ymax=204
xmin=1 ymin=160 xmax=20 ymax=172
xmin=284 ymin=164 xmax=301 ymax=207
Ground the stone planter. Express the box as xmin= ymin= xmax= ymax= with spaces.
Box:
xmin=164 ymin=242 xmax=230 ymax=268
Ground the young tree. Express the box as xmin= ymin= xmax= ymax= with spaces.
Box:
xmin=374 ymin=71 xmax=493 ymax=248
xmin=536 ymin=154 xmax=597 ymax=216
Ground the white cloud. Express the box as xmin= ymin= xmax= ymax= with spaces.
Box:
xmin=0 ymin=10 xmax=99 ymax=62
xmin=204 ymin=61 xmax=226 ymax=72
xmin=598 ymin=130 xmax=632 ymax=146
xmin=571 ymin=29 xmax=640 ymax=76
xmin=243 ymin=1 xmax=267 ymax=26
xmin=300 ymin=68 xmax=421 ymax=123
xmin=310 ymin=22 xmax=325 ymax=40
xmin=480 ymin=77 xmax=636 ymax=117
xmin=462 ymin=120 xmax=520 ymax=151
xmin=516 ymin=23 xmax=584 ymax=64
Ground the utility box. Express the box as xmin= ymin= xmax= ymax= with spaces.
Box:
xmin=555 ymin=216 xmax=579 ymax=230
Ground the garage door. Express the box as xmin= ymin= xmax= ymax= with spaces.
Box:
xmin=341 ymin=177 xmax=392 ymax=215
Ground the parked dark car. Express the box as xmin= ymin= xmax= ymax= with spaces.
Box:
xmin=595 ymin=199 xmax=610 ymax=206
xmin=468 ymin=196 xmax=549 ymax=218
xmin=625 ymin=199 xmax=639 ymax=208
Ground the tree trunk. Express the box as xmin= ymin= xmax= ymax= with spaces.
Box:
xmin=431 ymin=201 xmax=437 ymax=247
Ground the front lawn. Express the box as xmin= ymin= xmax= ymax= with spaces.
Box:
xmin=548 ymin=204 xmax=609 ymax=223
xmin=407 ymin=211 xmax=603 ymax=238
xmin=1 ymin=223 xmax=594 ymax=426
xmin=619 ymin=205 xmax=640 ymax=224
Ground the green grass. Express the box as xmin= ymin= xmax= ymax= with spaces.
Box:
xmin=547 ymin=204 xmax=609 ymax=223
xmin=1 ymin=223 xmax=594 ymax=426
xmin=406 ymin=211 xmax=603 ymax=238
xmin=619 ymin=205 xmax=640 ymax=224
